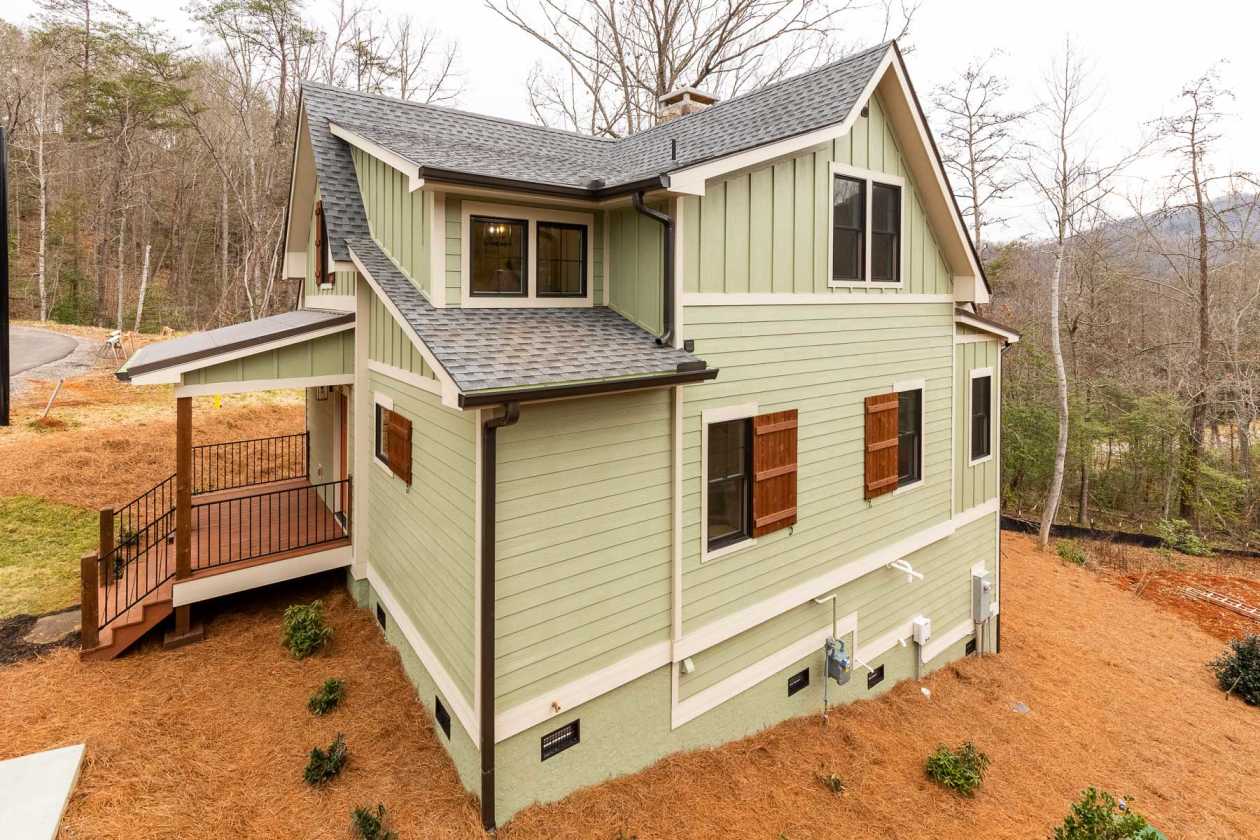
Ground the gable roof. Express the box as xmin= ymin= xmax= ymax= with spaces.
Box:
xmin=347 ymin=237 xmax=715 ymax=406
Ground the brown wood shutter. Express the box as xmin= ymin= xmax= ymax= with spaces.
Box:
xmin=385 ymin=409 xmax=413 ymax=485
xmin=752 ymin=409 xmax=798 ymax=537
xmin=314 ymin=200 xmax=328 ymax=283
xmin=864 ymin=393 xmax=899 ymax=499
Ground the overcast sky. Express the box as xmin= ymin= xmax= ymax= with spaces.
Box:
xmin=4 ymin=0 xmax=1256 ymax=238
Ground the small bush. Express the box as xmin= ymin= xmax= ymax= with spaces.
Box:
xmin=816 ymin=771 xmax=846 ymax=795
xmin=1056 ymin=540 xmax=1088 ymax=566
xmin=308 ymin=678 xmax=346 ymax=716
xmin=282 ymin=600 xmax=333 ymax=658
xmin=1153 ymin=518 xmax=1213 ymax=556
xmin=1209 ymin=635 xmax=1260 ymax=706
xmin=303 ymin=733 xmax=347 ymax=785
xmin=1052 ymin=787 xmax=1163 ymax=839
xmin=925 ymin=742 xmax=990 ymax=796
xmin=350 ymin=804 xmax=396 ymax=840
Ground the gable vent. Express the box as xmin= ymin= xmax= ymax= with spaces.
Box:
xmin=787 ymin=668 xmax=810 ymax=697
xmin=434 ymin=696 xmax=451 ymax=738
xmin=541 ymin=720 xmax=580 ymax=761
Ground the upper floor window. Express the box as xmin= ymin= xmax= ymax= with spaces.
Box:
xmin=829 ymin=164 xmax=904 ymax=288
xmin=461 ymin=201 xmax=594 ymax=308
xmin=970 ymin=371 xmax=993 ymax=462
xmin=537 ymin=222 xmax=587 ymax=297
xmin=470 ymin=216 xmax=528 ymax=297
xmin=897 ymin=387 xmax=922 ymax=487
xmin=706 ymin=417 xmax=752 ymax=553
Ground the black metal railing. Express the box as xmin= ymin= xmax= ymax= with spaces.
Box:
xmin=192 ymin=432 xmax=309 ymax=495
xmin=98 ymin=514 xmax=177 ymax=630
xmin=112 ymin=473 xmax=177 ymax=563
xmin=191 ymin=477 xmax=351 ymax=572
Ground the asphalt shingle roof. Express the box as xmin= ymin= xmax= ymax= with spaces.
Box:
xmin=346 ymin=237 xmax=708 ymax=396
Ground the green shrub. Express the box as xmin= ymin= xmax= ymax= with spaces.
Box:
xmin=925 ymin=742 xmax=990 ymax=796
xmin=1056 ymin=540 xmax=1088 ymax=566
xmin=350 ymin=804 xmax=396 ymax=840
xmin=308 ymin=678 xmax=346 ymax=716
xmin=303 ymin=733 xmax=347 ymax=785
xmin=1209 ymin=635 xmax=1260 ymax=706
xmin=1052 ymin=787 xmax=1164 ymax=839
xmin=1153 ymin=518 xmax=1213 ymax=557
xmin=282 ymin=600 xmax=333 ymax=658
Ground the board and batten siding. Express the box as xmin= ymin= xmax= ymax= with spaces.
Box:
xmin=305 ymin=194 xmax=355 ymax=299
xmin=681 ymin=94 xmax=951 ymax=297
xmin=180 ymin=331 xmax=354 ymax=386
xmin=367 ymin=291 xmax=437 ymax=380
xmin=680 ymin=301 xmax=954 ymax=633
xmin=366 ymin=370 xmax=477 ymax=705
xmin=350 ymin=147 xmax=431 ymax=296
xmin=606 ymin=202 xmax=664 ymax=334
xmin=955 ymin=337 xmax=1000 ymax=515
xmin=678 ymin=512 xmax=995 ymax=700
xmin=494 ymin=390 xmax=673 ymax=709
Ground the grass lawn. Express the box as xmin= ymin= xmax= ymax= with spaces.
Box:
xmin=0 ymin=495 xmax=97 ymax=618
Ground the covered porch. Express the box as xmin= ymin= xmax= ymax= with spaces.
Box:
xmin=82 ymin=310 xmax=357 ymax=659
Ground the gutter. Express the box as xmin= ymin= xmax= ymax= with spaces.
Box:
xmin=631 ymin=191 xmax=676 ymax=348
xmin=480 ymin=400 xmax=521 ymax=833
xmin=417 ymin=166 xmax=669 ymax=202
xmin=457 ymin=366 xmax=715 ymax=409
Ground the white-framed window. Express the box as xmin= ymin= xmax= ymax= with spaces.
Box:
xmin=969 ymin=367 xmax=994 ymax=465
xmin=701 ymin=402 xmax=759 ymax=562
xmin=459 ymin=201 xmax=595 ymax=308
xmin=827 ymin=162 xmax=906 ymax=289
xmin=892 ymin=378 xmax=925 ymax=494
xmin=372 ymin=392 xmax=397 ymax=476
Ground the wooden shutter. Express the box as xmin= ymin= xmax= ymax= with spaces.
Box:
xmin=385 ymin=409 xmax=413 ymax=485
xmin=864 ymin=393 xmax=899 ymax=499
xmin=752 ymin=409 xmax=798 ymax=537
xmin=314 ymin=200 xmax=328 ymax=284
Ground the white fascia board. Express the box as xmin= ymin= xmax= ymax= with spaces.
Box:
xmin=347 ymin=241 xmax=463 ymax=409
xmin=124 ymin=322 xmax=354 ymax=385
xmin=304 ymin=294 xmax=355 ymax=313
xmin=282 ymin=107 xmax=310 ymax=259
xmin=955 ymin=310 xmax=1020 ymax=344
xmin=329 ymin=122 xmax=425 ymax=192
xmin=284 ymin=250 xmax=306 ymax=280
xmin=173 ymin=545 xmax=351 ymax=606
xmin=174 ymin=372 xmax=353 ymax=398
xmin=664 ymin=47 xmax=894 ymax=196
xmin=367 ymin=359 xmax=442 ymax=396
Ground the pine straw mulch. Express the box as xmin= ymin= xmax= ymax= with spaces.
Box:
xmin=0 ymin=533 xmax=1257 ymax=839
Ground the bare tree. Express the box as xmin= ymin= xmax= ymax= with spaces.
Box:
xmin=485 ymin=0 xmax=913 ymax=136
xmin=390 ymin=16 xmax=460 ymax=103
xmin=931 ymin=52 xmax=1026 ymax=253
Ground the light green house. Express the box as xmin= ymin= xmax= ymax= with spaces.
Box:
xmin=113 ymin=40 xmax=1019 ymax=828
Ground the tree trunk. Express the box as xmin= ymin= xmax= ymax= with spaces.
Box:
xmin=1039 ymin=242 xmax=1070 ymax=548
xmin=1078 ymin=458 xmax=1090 ymax=527
xmin=36 ymin=118 xmax=48 ymax=322
xmin=1240 ymin=411 xmax=1253 ymax=479
xmin=115 ymin=212 xmax=127 ymax=333
xmin=1179 ymin=112 xmax=1212 ymax=527
xmin=133 ymin=242 xmax=151 ymax=332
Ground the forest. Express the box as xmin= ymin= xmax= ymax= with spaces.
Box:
xmin=1 ymin=0 xmax=1257 ymax=545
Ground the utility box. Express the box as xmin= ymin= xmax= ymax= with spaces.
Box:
xmin=824 ymin=637 xmax=851 ymax=685
xmin=912 ymin=616 xmax=932 ymax=646
xmin=972 ymin=571 xmax=994 ymax=622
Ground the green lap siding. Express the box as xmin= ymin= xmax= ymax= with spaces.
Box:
xmin=365 ymin=371 xmax=477 ymax=705
xmin=495 ymin=390 xmax=673 ymax=708
xmin=681 ymin=95 xmax=952 ymax=297
xmin=680 ymin=302 xmax=955 ymax=633
xmin=367 ymin=291 xmax=437 ymax=379
xmin=180 ymin=331 xmax=354 ymax=386
xmin=955 ymin=337 xmax=1000 ymax=514
xmin=350 ymin=147 xmax=430 ymax=296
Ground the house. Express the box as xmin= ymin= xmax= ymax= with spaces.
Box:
xmin=95 ymin=40 xmax=1019 ymax=829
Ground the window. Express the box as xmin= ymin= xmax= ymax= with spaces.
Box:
xmin=832 ymin=175 xmax=864 ymax=283
xmin=537 ymin=222 xmax=587 ymax=297
xmin=470 ymin=215 xmax=527 ymax=296
xmin=970 ymin=373 xmax=993 ymax=462
xmin=706 ymin=418 xmax=752 ymax=552
xmin=897 ymin=388 xmax=922 ymax=487
xmin=871 ymin=183 xmax=900 ymax=283
xmin=374 ymin=400 xmax=413 ymax=485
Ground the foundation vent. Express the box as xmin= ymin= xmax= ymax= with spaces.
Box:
xmin=787 ymin=668 xmax=810 ymax=696
xmin=376 ymin=603 xmax=387 ymax=630
xmin=866 ymin=664 xmax=885 ymax=690
xmin=541 ymin=720 xmax=580 ymax=761
xmin=966 ymin=638 xmax=977 ymax=656
xmin=435 ymin=696 xmax=451 ymax=738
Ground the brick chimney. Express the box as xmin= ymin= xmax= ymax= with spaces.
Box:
xmin=657 ymin=87 xmax=718 ymax=123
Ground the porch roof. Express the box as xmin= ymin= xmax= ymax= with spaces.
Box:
xmin=117 ymin=309 xmax=355 ymax=385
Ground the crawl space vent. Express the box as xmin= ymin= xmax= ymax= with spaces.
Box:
xmin=541 ymin=720 xmax=580 ymax=761
xmin=376 ymin=604 xmax=387 ymax=630
xmin=787 ymin=668 xmax=810 ymax=697
xmin=966 ymin=638 xmax=977 ymax=656
xmin=434 ymin=696 xmax=451 ymax=738
xmin=866 ymin=664 xmax=885 ymax=690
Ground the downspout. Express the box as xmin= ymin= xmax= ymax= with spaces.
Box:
xmin=632 ymin=191 xmax=675 ymax=348
xmin=480 ymin=400 xmax=520 ymax=833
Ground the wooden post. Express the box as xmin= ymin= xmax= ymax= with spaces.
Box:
xmin=173 ymin=396 xmax=193 ymax=637
xmin=80 ymin=552 xmax=99 ymax=650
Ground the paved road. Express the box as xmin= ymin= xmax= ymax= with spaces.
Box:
xmin=8 ymin=326 xmax=79 ymax=375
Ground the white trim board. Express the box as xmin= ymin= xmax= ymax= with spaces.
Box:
xmin=305 ymin=294 xmax=355 ymax=312
xmin=367 ymin=359 xmax=442 ymax=396
xmin=672 ymin=612 xmax=857 ymax=729
xmin=172 ymin=545 xmax=352 ymax=607
xmin=955 ymin=310 xmax=1020 ymax=344
xmin=329 ymin=122 xmax=425 ymax=191
xmin=126 ymin=322 xmax=354 ymax=386
xmin=368 ymin=565 xmax=480 ymax=746
xmin=174 ymin=373 xmax=353 ymax=398
xmin=683 ymin=292 xmax=952 ymax=307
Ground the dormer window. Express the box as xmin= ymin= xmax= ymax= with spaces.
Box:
xmin=829 ymin=164 xmax=904 ymax=288
xmin=461 ymin=201 xmax=594 ymax=308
